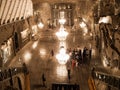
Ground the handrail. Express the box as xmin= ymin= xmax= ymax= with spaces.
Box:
xmin=0 ymin=16 xmax=31 ymax=27
xmin=0 ymin=63 xmax=29 ymax=81
xmin=94 ymin=71 xmax=120 ymax=79
xmin=91 ymin=70 xmax=120 ymax=89
xmin=52 ymin=83 xmax=79 ymax=90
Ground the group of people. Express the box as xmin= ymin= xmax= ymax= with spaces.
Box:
xmin=67 ymin=46 xmax=92 ymax=67
xmin=66 ymin=46 xmax=92 ymax=82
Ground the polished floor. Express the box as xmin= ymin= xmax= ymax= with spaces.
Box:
xmin=8 ymin=29 xmax=102 ymax=90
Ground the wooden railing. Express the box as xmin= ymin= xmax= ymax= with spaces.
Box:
xmin=0 ymin=63 xmax=28 ymax=81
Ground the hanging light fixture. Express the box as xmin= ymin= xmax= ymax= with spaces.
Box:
xmin=56 ymin=46 xmax=70 ymax=65
xmin=59 ymin=18 xmax=66 ymax=25
xmin=56 ymin=25 xmax=68 ymax=41
xmin=55 ymin=13 xmax=69 ymax=64
xmin=35 ymin=11 xmax=44 ymax=29
xmin=38 ymin=21 xmax=44 ymax=29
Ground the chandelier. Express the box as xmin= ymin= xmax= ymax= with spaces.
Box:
xmin=38 ymin=22 xmax=44 ymax=29
xmin=56 ymin=25 xmax=68 ymax=41
xmin=59 ymin=18 xmax=66 ymax=25
xmin=56 ymin=46 xmax=69 ymax=65
xmin=56 ymin=18 xmax=69 ymax=64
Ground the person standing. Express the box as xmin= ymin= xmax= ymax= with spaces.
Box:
xmin=67 ymin=68 xmax=71 ymax=82
xmin=89 ymin=48 xmax=92 ymax=60
xmin=76 ymin=61 xmax=78 ymax=67
xmin=78 ymin=49 xmax=82 ymax=64
xmin=83 ymin=47 xmax=87 ymax=64
xmin=23 ymin=62 xmax=29 ymax=74
xmin=51 ymin=49 xmax=54 ymax=57
xmin=72 ymin=59 xmax=76 ymax=69
xmin=42 ymin=73 xmax=46 ymax=87
xmin=91 ymin=67 xmax=95 ymax=78
xmin=18 ymin=57 xmax=23 ymax=65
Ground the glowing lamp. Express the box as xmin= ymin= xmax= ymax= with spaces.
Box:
xmin=59 ymin=18 xmax=66 ymax=25
xmin=38 ymin=22 xmax=44 ymax=29
xmin=56 ymin=26 xmax=68 ymax=41
xmin=56 ymin=46 xmax=69 ymax=65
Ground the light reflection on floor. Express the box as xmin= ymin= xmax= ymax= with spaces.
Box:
xmin=32 ymin=41 xmax=38 ymax=49
xmin=23 ymin=51 xmax=32 ymax=64
xmin=39 ymin=48 xmax=46 ymax=55
xmin=56 ymin=64 xmax=67 ymax=81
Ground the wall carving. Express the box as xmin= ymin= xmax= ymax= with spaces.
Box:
xmin=99 ymin=23 xmax=120 ymax=68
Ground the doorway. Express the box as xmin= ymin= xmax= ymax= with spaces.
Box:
xmin=14 ymin=32 xmax=19 ymax=51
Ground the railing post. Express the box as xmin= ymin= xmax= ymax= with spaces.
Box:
xmin=23 ymin=63 xmax=30 ymax=90
xmin=9 ymin=68 xmax=13 ymax=87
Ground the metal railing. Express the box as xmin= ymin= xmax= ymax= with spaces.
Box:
xmin=52 ymin=83 xmax=80 ymax=90
xmin=92 ymin=70 xmax=120 ymax=89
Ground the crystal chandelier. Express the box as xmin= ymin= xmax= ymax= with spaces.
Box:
xmin=38 ymin=22 xmax=44 ymax=29
xmin=56 ymin=46 xmax=69 ymax=65
xmin=59 ymin=18 xmax=66 ymax=25
xmin=56 ymin=25 xmax=68 ymax=41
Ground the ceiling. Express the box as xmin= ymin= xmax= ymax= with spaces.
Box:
xmin=31 ymin=0 xmax=93 ymax=4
